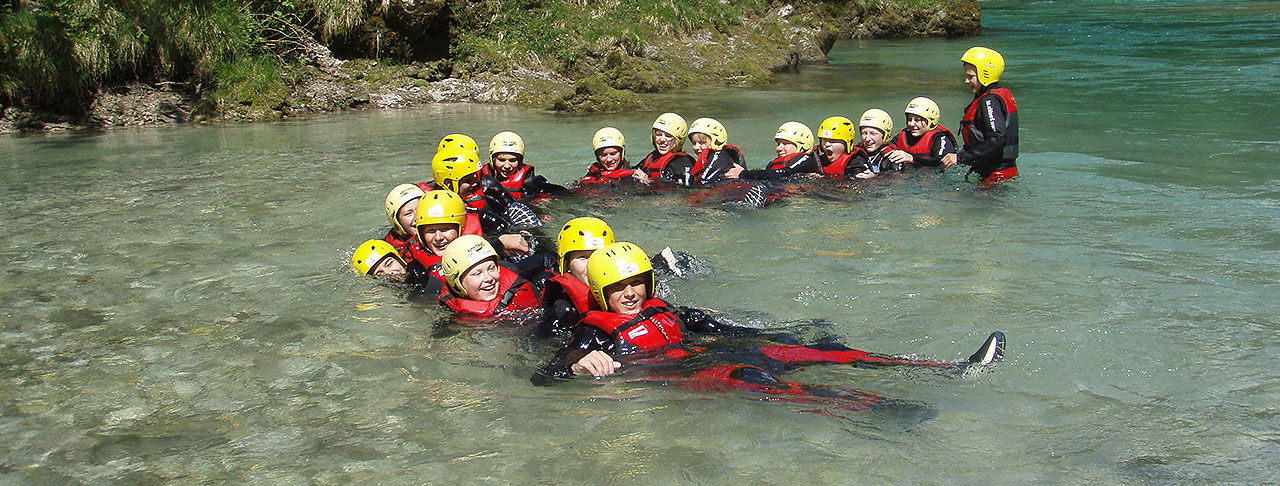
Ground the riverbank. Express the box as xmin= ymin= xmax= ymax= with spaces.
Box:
xmin=0 ymin=0 xmax=979 ymax=134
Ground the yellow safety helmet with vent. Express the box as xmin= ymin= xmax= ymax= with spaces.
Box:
xmin=586 ymin=242 xmax=654 ymax=310
xmin=859 ymin=109 xmax=894 ymax=137
xmin=688 ymin=117 xmax=728 ymax=150
xmin=592 ymin=127 xmax=626 ymax=161
xmin=556 ymin=217 xmax=615 ymax=274
xmin=774 ymin=121 xmax=814 ymax=152
xmin=817 ymin=116 xmax=856 ymax=147
xmin=439 ymin=235 xmax=498 ymax=297
xmin=384 ymin=184 xmax=425 ymax=236
xmin=652 ymin=112 xmax=688 ymax=149
xmin=960 ymin=46 xmax=1005 ymax=86
xmin=904 ymin=97 xmax=942 ymax=130
xmin=431 ymin=147 xmax=482 ymax=193
xmin=488 ymin=131 xmax=525 ymax=160
xmin=351 ymin=239 xmax=405 ymax=276
xmin=414 ymin=190 xmax=468 ymax=235
xmin=438 ymin=133 xmax=479 ymax=156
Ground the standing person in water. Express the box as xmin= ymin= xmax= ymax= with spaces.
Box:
xmin=382 ymin=184 xmax=424 ymax=254
xmin=724 ymin=121 xmax=821 ymax=180
xmin=538 ymin=242 xmax=1005 ymax=380
xmin=682 ymin=117 xmax=744 ymax=186
xmin=580 ymin=127 xmax=636 ymax=186
xmin=633 ymin=113 xmax=695 ymax=185
xmin=887 ymin=97 xmax=958 ymax=169
xmin=942 ymin=47 xmax=1019 ymax=184
xmin=483 ymin=131 xmax=567 ymax=200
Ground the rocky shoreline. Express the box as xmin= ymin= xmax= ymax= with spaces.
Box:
xmin=0 ymin=1 xmax=979 ymax=135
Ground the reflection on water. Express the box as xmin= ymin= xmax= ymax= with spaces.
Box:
xmin=4 ymin=0 xmax=1280 ymax=482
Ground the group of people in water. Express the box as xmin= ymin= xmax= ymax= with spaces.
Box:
xmin=346 ymin=47 xmax=1017 ymax=402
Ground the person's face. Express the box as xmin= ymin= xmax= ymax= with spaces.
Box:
xmin=461 ymin=260 xmax=500 ymax=301
xmin=596 ymin=147 xmax=623 ymax=170
xmin=906 ymin=113 xmax=930 ymax=137
xmin=653 ymin=129 xmax=675 ymax=154
xmin=604 ymin=275 xmax=647 ymax=315
xmin=456 ymin=172 xmax=480 ymax=195
xmin=963 ymin=64 xmax=982 ymax=94
xmin=396 ymin=197 xmax=419 ymax=233
xmin=821 ymin=138 xmax=847 ymax=159
xmin=691 ymin=134 xmax=711 ymax=153
xmin=492 ymin=153 xmax=521 ymax=179
xmin=372 ymin=256 xmax=406 ymax=276
xmin=860 ymin=127 xmax=886 ymax=152
xmin=563 ymin=250 xmax=593 ymax=284
xmin=776 ymin=139 xmax=798 ymax=157
xmin=418 ymin=223 xmax=460 ymax=255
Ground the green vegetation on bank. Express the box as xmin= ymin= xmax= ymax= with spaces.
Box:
xmin=1 ymin=0 xmax=978 ymax=121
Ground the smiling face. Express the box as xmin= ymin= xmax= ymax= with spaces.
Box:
xmin=595 ymin=147 xmax=623 ymax=170
xmin=690 ymin=133 xmax=712 ymax=153
xmin=821 ymin=138 xmax=847 ymax=159
xmin=417 ymin=223 xmax=460 ymax=255
xmin=460 ymin=259 xmax=501 ymax=301
xmin=963 ymin=64 xmax=982 ymax=94
xmin=604 ymin=274 xmax=647 ymax=315
xmin=906 ymin=113 xmax=930 ymax=137
xmin=775 ymin=139 xmax=799 ymax=158
xmin=492 ymin=153 xmax=521 ymax=179
xmin=652 ymin=128 xmax=675 ymax=154
xmin=396 ymin=197 xmax=420 ymax=235
xmin=860 ymin=127 xmax=886 ymax=152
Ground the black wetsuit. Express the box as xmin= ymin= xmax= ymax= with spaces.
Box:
xmin=892 ymin=128 xmax=957 ymax=168
xmin=740 ymin=152 xmax=821 ymax=180
xmin=957 ymin=83 xmax=1018 ymax=179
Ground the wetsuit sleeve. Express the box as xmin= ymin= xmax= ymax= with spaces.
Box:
xmin=660 ymin=154 xmax=696 ymax=184
xmin=479 ymin=175 xmax=515 ymax=214
xmin=473 ymin=207 xmax=512 ymax=236
xmin=532 ymin=325 xmax=617 ymax=383
xmin=523 ymin=173 xmax=569 ymax=196
xmin=535 ymin=293 xmax=580 ymax=339
xmin=912 ymin=132 xmax=957 ymax=167
xmin=957 ymin=94 xmax=1009 ymax=165
xmin=677 ymin=306 xmax=767 ymax=337
xmin=843 ymin=153 xmax=871 ymax=176
xmin=697 ymin=150 xmax=737 ymax=186
xmin=741 ymin=153 xmax=820 ymax=180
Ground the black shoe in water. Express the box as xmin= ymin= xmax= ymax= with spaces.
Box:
xmin=966 ymin=331 xmax=1006 ymax=365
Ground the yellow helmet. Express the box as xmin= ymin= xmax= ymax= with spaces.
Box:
xmin=652 ymin=112 xmax=688 ymax=149
xmin=817 ymin=116 xmax=856 ymax=147
xmin=960 ymin=46 xmax=1005 ymax=86
xmin=351 ymin=239 xmax=405 ymax=276
xmin=904 ymin=97 xmax=942 ymax=130
xmin=439 ymin=234 xmax=498 ymax=297
xmin=687 ymin=117 xmax=728 ymax=150
xmin=774 ymin=121 xmax=814 ymax=152
xmin=586 ymin=242 xmax=654 ymax=310
xmin=859 ymin=109 xmax=894 ymax=136
xmin=431 ymin=147 xmax=482 ymax=193
xmin=438 ymin=133 xmax=479 ymax=156
xmin=488 ymin=131 xmax=525 ymax=160
xmin=384 ymin=184 xmax=425 ymax=236
xmin=415 ymin=190 xmax=468 ymax=235
xmin=592 ymin=126 xmax=626 ymax=161
xmin=556 ymin=217 xmax=615 ymax=273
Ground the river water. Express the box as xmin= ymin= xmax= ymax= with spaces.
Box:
xmin=2 ymin=0 xmax=1279 ymax=483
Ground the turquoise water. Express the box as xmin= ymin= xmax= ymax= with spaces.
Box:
xmin=3 ymin=0 xmax=1280 ymax=483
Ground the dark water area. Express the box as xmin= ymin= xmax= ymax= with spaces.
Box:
xmin=2 ymin=0 xmax=1279 ymax=483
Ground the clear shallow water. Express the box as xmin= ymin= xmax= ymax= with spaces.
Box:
xmin=3 ymin=0 xmax=1280 ymax=483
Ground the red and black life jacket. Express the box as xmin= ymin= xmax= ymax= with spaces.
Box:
xmin=690 ymin=144 xmax=743 ymax=178
xmin=546 ymin=273 xmax=593 ymax=314
xmin=638 ymin=150 xmax=688 ymax=180
xmin=766 ymin=151 xmax=810 ymax=171
xmin=489 ymin=164 xmax=532 ymax=199
xmin=581 ymin=164 xmax=634 ymax=184
xmin=581 ymin=298 xmax=684 ymax=350
xmin=960 ymin=86 xmax=1019 ymax=163
xmin=403 ymin=241 xmax=443 ymax=272
xmin=416 ymin=180 xmax=488 ymax=210
xmin=893 ymin=126 xmax=953 ymax=158
xmin=438 ymin=264 xmax=542 ymax=317
xmin=383 ymin=230 xmax=412 ymax=254
xmin=819 ymin=148 xmax=860 ymax=176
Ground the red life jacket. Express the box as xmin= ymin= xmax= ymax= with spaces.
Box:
xmin=638 ymin=151 xmax=685 ymax=180
xmin=414 ymin=181 xmax=434 ymax=193
xmin=960 ymin=86 xmax=1019 ymax=162
xmin=491 ymin=164 xmax=532 ymax=199
xmin=893 ymin=126 xmax=953 ymax=158
xmin=690 ymin=144 xmax=743 ymax=178
xmin=819 ymin=152 xmax=852 ymax=176
xmin=438 ymin=264 xmax=542 ymax=317
xmin=546 ymin=273 xmax=594 ymax=314
xmin=581 ymin=164 xmax=634 ymax=184
xmin=383 ymin=230 xmax=412 ymax=254
xmin=416 ymin=181 xmax=488 ymax=210
xmin=581 ymin=298 xmax=684 ymax=350
xmin=403 ymin=240 xmax=442 ymax=269
xmin=766 ymin=151 xmax=810 ymax=171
